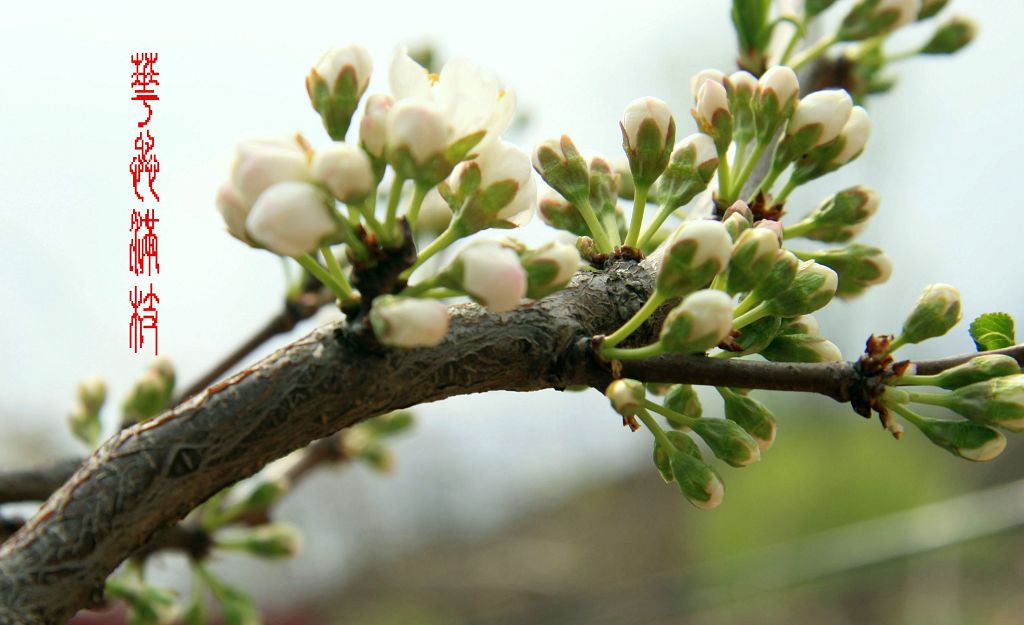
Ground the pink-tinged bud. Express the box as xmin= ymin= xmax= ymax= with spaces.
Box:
xmin=417 ymin=187 xmax=453 ymax=234
xmin=470 ymin=140 xmax=537 ymax=226
xmin=832 ymin=106 xmax=871 ymax=166
xmin=758 ymin=66 xmax=800 ymax=105
xmin=790 ymin=89 xmax=853 ymax=147
xmin=754 ymin=219 xmax=784 ymax=244
xmin=229 ymin=135 xmax=311 ymax=208
xmin=370 ymin=296 xmax=450 ymax=347
xmin=359 ymin=94 xmax=394 ymax=159
xmin=246 ymin=182 xmax=336 ymax=257
xmin=727 ymin=71 xmax=758 ymax=97
xmin=386 ymin=99 xmax=449 ymax=164
xmin=689 ymin=69 xmax=726 ymax=101
xmin=311 ymin=143 xmax=375 ymax=204
xmin=313 ymin=44 xmax=373 ymax=94
xmin=216 ymin=182 xmax=252 ymax=244
xmin=458 ymin=241 xmax=527 ymax=312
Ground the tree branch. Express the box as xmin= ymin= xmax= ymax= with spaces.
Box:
xmin=0 ymin=257 xmax=1020 ymax=624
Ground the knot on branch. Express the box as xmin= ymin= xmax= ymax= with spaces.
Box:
xmin=851 ymin=334 xmax=912 ymax=437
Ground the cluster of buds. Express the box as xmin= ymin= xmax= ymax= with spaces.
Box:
xmin=69 ymin=377 xmax=107 ymax=448
xmin=122 ymin=358 xmax=176 ymax=426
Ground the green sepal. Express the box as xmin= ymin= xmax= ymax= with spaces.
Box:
xmin=657 ymin=239 xmax=725 ymax=298
xmin=689 ymin=418 xmax=761 ymax=467
xmin=669 ymin=449 xmax=724 ymax=509
xmin=623 ymin=116 xmax=675 ymax=188
xmin=969 ymin=312 xmax=1016 ymax=352
xmin=946 ymin=375 xmax=1024 ymax=432
xmin=664 ymin=384 xmax=703 ymax=424
xmin=733 ymin=316 xmax=783 ymax=354
xmin=909 ymin=415 xmax=1005 ymax=462
xmin=720 ymin=387 xmax=777 ymax=450
xmin=752 ymin=250 xmax=799 ymax=302
xmin=932 ymin=355 xmax=1021 ymax=390
xmin=838 ymin=0 xmax=903 ymax=41
xmin=534 ymin=136 xmax=590 ymax=205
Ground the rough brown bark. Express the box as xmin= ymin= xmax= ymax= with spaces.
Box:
xmin=1 ymin=257 xmax=1022 ymax=624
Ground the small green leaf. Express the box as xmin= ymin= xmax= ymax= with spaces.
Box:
xmin=969 ymin=312 xmax=1016 ymax=351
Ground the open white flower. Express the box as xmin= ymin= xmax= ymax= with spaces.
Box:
xmin=246 ymin=182 xmax=336 ymax=257
xmin=388 ymin=47 xmax=516 ymax=153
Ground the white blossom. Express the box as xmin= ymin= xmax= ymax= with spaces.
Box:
xmin=311 ymin=143 xmax=374 ymax=203
xmin=458 ymin=241 xmax=527 ymax=312
xmin=621 ymin=97 xmax=674 ymax=150
xmin=246 ymin=182 xmax=335 ymax=257
xmin=371 ymin=297 xmax=450 ymax=347
xmin=359 ymin=93 xmax=394 ymax=158
xmin=832 ymin=106 xmax=871 ymax=166
xmin=313 ymin=44 xmax=372 ymax=94
xmin=790 ymin=90 xmax=853 ymax=146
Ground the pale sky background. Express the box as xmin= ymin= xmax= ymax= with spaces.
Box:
xmin=0 ymin=0 xmax=1022 ymax=608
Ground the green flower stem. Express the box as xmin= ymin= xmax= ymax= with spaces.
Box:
xmin=643 ymin=398 xmax=695 ymax=429
xmin=602 ymin=211 xmax=623 ymax=248
xmin=887 ymin=400 xmax=928 ymax=427
xmin=884 ymin=48 xmax=920 ymax=64
xmin=748 ymin=161 xmax=786 ymax=203
xmin=399 ymin=226 xmax=460 ymax=281
xmin=783 ymin=219 xmax=814 ymax=239
xmin=733 ymin=301 xmax=770 ymax=330
xmin=601 ymin=341 xmax=666 ymax=361
xmin=729 ymin=141 xmax=769 ymax=201
xmin=709 ymin=273 xmax=728 ymax=292
xmin=732 ymin=290 xmax=762 ymax=317
xmin=789 ymin=33 xmax=839 ymax=70
xmin=400 ymin=276 xmax=440 ymax=297
xmin=893 ymin=373 xmax=941 ymax=387
xmin=905 ymin=389 xmax=954 ymax=408
xmin=636 ymin=405 xmax=677 ymax=453
xmin=716 ymin=149 xmax=733 ymax=204
xmin=887 ymin=335 xmax=910 ymax=355
xmin=601 ymin=291 xmax=668 ymax=349
xmin=778 ymin=22 xmax=807 ymax=65
xmin=419 ymin=287 xmax=464 ymax=299
xmin=331 ymin=209 xmax=370 ymax=260
xmin=357 ymin=198 xmax=386 ymax=236
xmin=712 ymin=350 xmax=741 ymax=359
xmin=637 ymin=202 xmax=680 ymax=250
xmin=406 ymin=183 xmax=429 ymax=232
xmin=624 ymin=183 xmax=650 ymax=249
xmin=319 ymin=244 xmax=353 ymax=295
xmin=296 ymin=254 xmax=355 ymax=303
xmin=576 ymin=197 xmax=614 ymax=253
xmin=775 ymin=177 xmax=799 ymax=205
xmin=383 ymin=176 xmax=406 ymax=244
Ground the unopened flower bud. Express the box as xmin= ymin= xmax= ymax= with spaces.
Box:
xmin=831 ymin=106 xmax=871 ymax=167
xmin=659 ymin=290 xmax=734 ymax=354
xmin=521 ymin=242 xmax=580 ymax=299
xmin=658 ymin=220 xmax=732 ymax=297
xmin=226 ymin=135 xmax=312 ymax=215
xmin=664 ymin=384 xmax=703 ymax=423
xmin=246 ymin=182 xmax=336 ymax=257
xmin=721 ymin=388 xmax=778 ymax=450
xmin=670 ymin=450 xmax=724 ymax=509
xmin=780 ymin=90 xmax=853 ymax=163
xmin=370 ymin=296 xmax=450 ymax=348
xmin=386 ymin=100 xmax=450 ymax=182
xmin=614 ymin=158 xmax=635 ymax=199
xmin=756 ymin=66 xmax=800 ymax=143
xmin=358 ymin=93 xmax=394 ymax=162
xmin=123 ymin=369 xmax=172 ymax=425
xmin=606 ymin=378 xmax=645 ymax=418
xmin=920 ymin=16 xmax=976 ymax=55
xmin=917 ymin=0 xmax=948 ymax=19
xmin=764 ymin=260 xmax=838 ymax=316
xmin=900 ymin=283 xmax=962 ymax=345
xmin=621 ymin=97 xmax=676 ymax=188
xmin=588 ymin=156 xmax=620 ymax=224
xmin=910 ymin=416 xmax=1005 ymax=462
xmin=653 ymin=430 xmax=702 ymax=482
xmin=838 ymin=0 xmax=920 ymax=41
xmin=443 ymin=241 xmax=527 ymax=312
xmin=453 ymin=141 xmax=536 ymax=232
xmin=532 ymin=135 xmax=590 ymax=206
xmin=538 ymin=188 xmax=588 ymax=235
xmin=803 ymin=244 xmax=892 ymax=299
xmin=311 ymin=143 xmax=374 ymax=204
xmin=752 ymin=249 xmax=800 ymax=302
xmin=932 ymin=355 xmax=1022 ymax=390
xmin=655 ymin=134 xmax=718 ymax=210
xmin=727 ymin=227 xmax=781 ymax=294
xmin=219 ymin=523 xmax=303 ymax=559
xmin=690 ymin=417 xmax=761 ymax=467
xmin=417 ymin=187 xmax=453 ymax=234
xmin=694 ymin=79 xmax=733 ymax=149
xmin=734 ymin=316 xmax=783 ymax=354
xmin=789 ymin=186 xmax=880 ymax=242
xmin=727 ymin=71 xmax=758 ymax=143
xmin=307 ymin=44 xmax=373 ymax=140
xmin=77 ymin=377 xmax=107 ymax=415
xmin=945 ymin=375 xmax=1024 ymax=432
xmin=761 ymin=333 xmax=843 ymax=363
xmin=689 ymin=69 xmax=726 ymax=100
xmin=806 ymin=0 xmax=840 ymax=18
xmin=785 ymin=315 xmax=820 ymax=336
